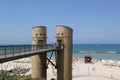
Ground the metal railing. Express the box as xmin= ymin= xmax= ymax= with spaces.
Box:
xmin=0 ymin=44 xmax=55 ymax=58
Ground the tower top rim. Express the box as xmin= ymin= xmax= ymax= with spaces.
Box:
xmin=32 ymin=26 xmax=46 ymax=29
xmin=56 ymin=25 xmax=73 ymax=31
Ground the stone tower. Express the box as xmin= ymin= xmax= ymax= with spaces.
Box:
xmin=31 ymin=26 xmax=47 ymax=79
xmin=56 ymin=25 xmax=73 ymax=80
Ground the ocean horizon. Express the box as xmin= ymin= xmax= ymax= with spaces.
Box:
xmin=73 ymin=44 xmax=120 ymax=60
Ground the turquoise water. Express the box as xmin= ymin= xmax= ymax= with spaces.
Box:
xmin=73 ymin=44 xmax=120 ymax=60
xmin=1 ymin=44 xmax=120 ymax=60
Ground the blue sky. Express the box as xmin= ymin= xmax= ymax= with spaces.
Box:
xmin=0 ymin=0 xmax=120 ymax=44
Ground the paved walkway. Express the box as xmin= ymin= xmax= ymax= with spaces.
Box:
xmin=73 ymin=76 xmax=116 ymax=80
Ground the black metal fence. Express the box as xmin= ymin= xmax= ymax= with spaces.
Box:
xmin=0 ymin=44 xmax=55 ymax=58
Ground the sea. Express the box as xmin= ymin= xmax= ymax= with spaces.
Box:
xmin=73 ymin=44 xmax=120 ymax=60
xmin=0 ymin=44 xmax=120 ymax=61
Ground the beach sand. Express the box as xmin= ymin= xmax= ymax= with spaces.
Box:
xmin=72 ymin=59 xmax=120 ymax=80
xmin=73 ymin=76 xmax=115 ymax=80
xmin=0 ymin=58 xmax=120 ymax=80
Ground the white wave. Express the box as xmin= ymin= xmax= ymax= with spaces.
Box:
xmin=79 ymin=51 xmax=117 ymax=54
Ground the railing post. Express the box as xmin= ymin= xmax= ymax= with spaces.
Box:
xmin=55 ymin=51 xmax=57 ymax=68
xmin=29 ymin=45 xmax=30 ymax=52
xmin=38 ymin=45 xmax=39 ymax=50
xmin=24 ymin=46 xmax=26 ymax=54
xmin=33 ymin=45 xmax=34 ymax=51
xmin=30 ymin=45 xmax=32 ymax=51
xmin=32 ymin=45 xmax=34 ymax=52
xmin=19 ymin=46 xmax=20 ymax=56
xmin=13 ymin=46 xmax=14 ymax=56
xmin=27 ymin=45 xmax=28 ymax=52
xmin=4 ymin=47 xmax=6 ymax=58
xmin=36 ymin=45 xmax=37 ymax=50
xmin=28 ymin=45 xmax=29 ymax=52
xmin=29 ymin=45 xmax=30 ymax=51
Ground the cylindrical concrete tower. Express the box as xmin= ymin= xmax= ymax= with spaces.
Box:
xmin=56 ymin=25 xmax=73 ymax=80
xmin=31 ymin=26 xmax=47 ymax=79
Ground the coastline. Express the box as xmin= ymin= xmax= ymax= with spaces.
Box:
xmin=78 ymin=51 xmax=117 ymax=54
xmin=0 ymin=57 xmax=120 ymax=80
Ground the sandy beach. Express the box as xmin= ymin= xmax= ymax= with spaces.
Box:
xmin=72 ymin=59 xmax=120 ymax=80
xmin=0 ymin=58 xmax=120 ymax=80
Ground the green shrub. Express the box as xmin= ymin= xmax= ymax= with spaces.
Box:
xmin=0 ymin=71 xmax=46 ymax=80
xmin=0 ymin=71 xmax=32 ymax=80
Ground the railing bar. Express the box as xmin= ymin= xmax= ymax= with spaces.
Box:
xmin=46 ymin=58 xmax=57 ymax=68
xmin=55 ymin=51 xmax=57 ymax=67
xmin=37 ymin=45 xmax=38 ymax=50
xmin=10 ymin=47 xmax=12 ymax=56
xmin=49 ymin=51 xmax=54 ymax=60
xmin=24 ymin=46 xmax=26 ymax=54
xmin=34 ymin=45 xmax=35 ymax=51
xmin=29 ymin=45 xmax=31 ymax=52
xmin=28 ymin=46 xmax=30 ymax=52
xmin=4 ymin=47 xmax=6 ymax=58
xmin=33 ymin=45 xmax=34 ymax=51
xmin=47 ymin=51 xmax=54 ymax=65
xmin=26 ymin=46 xmax=27 ymax=52
xmin=33 ymin=45 xmax=35 ymax=51
xmin=27 ymin=45 xmax=28 ymax=52
xmin=38 ymin=45 xmax=39 ymax=50
xmin=25 ymin=46 xmax=27 ymax=54
xmin=29 ymin=45 xmax=32 ymax=51
xmin=13 ymin=46 xmax=14 ymax=56
xmin=23 ymin=46 xmax=24 ymax=53
xmin=0 ymin=44 xmax=56 ymax=58
xmin=19 ymin=46 xmax=20 ymax=56
xmin=35 ymin=45 xmax=36 ymax=51
xmin=29 ymin=46 xmax=30 ymax=53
